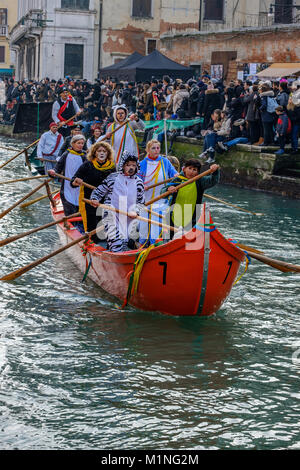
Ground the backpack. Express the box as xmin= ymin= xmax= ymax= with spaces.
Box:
xmin=267 ymin=96 xmax=278 ymax=114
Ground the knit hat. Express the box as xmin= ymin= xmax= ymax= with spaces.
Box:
xmin=49 ymin=122 xmax=58 ymax=128
xmin=71 ymin=134 xmax=86 ymax=145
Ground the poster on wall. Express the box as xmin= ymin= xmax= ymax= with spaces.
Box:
xmin=249 ymin=63 xmax=257 ymax=75
xmin=211 ymin=64 xmax=223 ymax=80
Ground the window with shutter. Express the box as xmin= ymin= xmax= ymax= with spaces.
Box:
xmin=204 ymin=0 xmax=224 ymax=21
xmin=132 ymin=0 xmax=152 ymax=18
xmin=274 ymin=0 xmax=293 ymax=24
xmin=0 ymin=8 xmax=8 ymax=25
xmin=61 ymin=0 xmax=89 ymax=10
xmin=0 ymin=46 xmax=5 ymax=63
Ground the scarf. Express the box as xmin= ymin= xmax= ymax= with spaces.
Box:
xmin=68 ymin=149 xmax=85 ymax=157
xmin=92 ymin=159 xmax=115 ymax=171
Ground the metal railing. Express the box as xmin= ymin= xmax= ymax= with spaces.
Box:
xmin=0 ymin=25 xmax=8 ymax=37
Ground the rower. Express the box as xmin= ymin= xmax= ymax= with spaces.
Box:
xmin=162 ymin=158 xmax=220 ymax=238
xmin=104 ymin=105 xmax=145 ymax=165
xmin=52 ymin=86 xmax=81 ymax=138
xmin=36 ymin=122 xmax=64 ymax=173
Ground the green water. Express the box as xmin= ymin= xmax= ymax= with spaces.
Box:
xmin=0 ymin=136 xmax=299 ymax=450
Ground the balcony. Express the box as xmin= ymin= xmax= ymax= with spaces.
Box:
xmin=10 ymin=10 xmax=46 ymax=45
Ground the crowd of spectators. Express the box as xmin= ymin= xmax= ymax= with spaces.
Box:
xmin=1 ymin=72 xmax=300 ymax=156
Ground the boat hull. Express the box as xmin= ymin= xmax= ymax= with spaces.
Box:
xmin=52 ymin=195 xmax=245 ymax=317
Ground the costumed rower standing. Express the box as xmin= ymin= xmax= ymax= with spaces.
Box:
xmin=48 ymin=135 xmax=87 ymax=216
xmin=71 ymin=141 xmax=115 ymax=243
xmin=162 ymin=158 xmax=220 ymax=238
xmin=52 ymin=86 xmax=81 ymax=138
xmin=103 ymin=105 xmax=145 ymax=165
xmin=36 ymin=122 xmax=64 ymax=173
xmin=90 ymin=151 xmax=145 ymax=252
xmin=138 ymin=139 xmax=178 ymax=244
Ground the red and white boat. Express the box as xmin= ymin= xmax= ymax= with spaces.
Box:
xmin=51 ymin=194 xmax=245 ymax=317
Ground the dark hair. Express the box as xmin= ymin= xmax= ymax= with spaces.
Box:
xmin=183 ymin=159 xmax=202 ymax=173
xmin=276 ymin=105 xmax=284 ymax=113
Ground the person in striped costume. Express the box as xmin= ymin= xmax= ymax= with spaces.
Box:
xmin=90 ymin=151 xmax=145 ymax=252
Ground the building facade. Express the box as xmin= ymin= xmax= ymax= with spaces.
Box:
xmin=160 ymin=0 xmax=300 ymax=80
xmin=0 ymin=1 xmax=18 ymax=78
xmin=10 ymin=0 xmax=99 ymax=81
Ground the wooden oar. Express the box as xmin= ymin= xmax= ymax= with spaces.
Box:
xmin=0 ymin=145 xmax=19 ymax=152
xmin=40 ymin=158 xmax=57 ymax=164
xmin=145 ymin=168 xmax=214 ymax=206
xmin=145 ymin=176 xmax=178 ymax=192
xmin=20 ymin=190 xmax=59 ymax=209
xmin=0 ymin=139 xmax=40 ymax=170
xmin=83 ymin=199 xmax=178 ymax=233
xmin=0 ymin=225 xmax=104 ymax=282
xmin=0 ymin=113 xmax=80 ymax=170
xmin=0 ymin=179 xmax=51 ymax=219
xmin=145 ymin=175 xmax=263 ymax=216
xmin=0 ymin=212 xmax=81 ymax=247
xmin=239 ymin=247 xmax=300 ymax=274
xmin=0 ymin=175 xmax=48 ymax=186
xmin=99 ymin=119 xmax=130 ymax=141
xmin=203 ymin=193 xmax=264 ymax=216
xmin=53 ymin=172 xmax=95 ymax=190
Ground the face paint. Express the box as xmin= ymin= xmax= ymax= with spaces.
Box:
xmin=123 ymin=161 xmax=137 ymax=176
xmin=96 ymin=147 xmax=108 ymax=163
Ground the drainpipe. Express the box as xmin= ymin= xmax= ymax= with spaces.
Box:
xmin=98 ymin=0 xmax=103 ymax=76
xmin=199 ymin=0 xmax=203 ymax=30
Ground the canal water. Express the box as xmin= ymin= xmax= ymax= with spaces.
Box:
xmin=0 ymin=136 xmax=299 ymax=450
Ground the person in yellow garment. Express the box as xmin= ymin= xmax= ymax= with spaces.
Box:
xmin=70 ymin=141 xmax=115 ymax=243
xmin=104 ymin=105 xmax=145 ymax=165
xmin=162 ymin=158 xmax=220 ymax=237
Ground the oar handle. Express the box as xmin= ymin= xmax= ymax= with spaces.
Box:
xmin=56 ymin=112 xmax=81 ymax=129
xmin=145 ymin=168 xmax=214 ymax=207
xmin=53 ymin=173 xmax=96 ymax=191
xmin=40 ymin=158 xmax=57 ymax=164
xmin=98 ymin=119 xmax=130 ymax=142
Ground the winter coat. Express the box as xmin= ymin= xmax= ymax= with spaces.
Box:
xmin=259 ymin=90 xmax=276 ymax=123
xmin=287 ymin=105 xmax=300 ymax=125
xmin=173 ymin=89 xmax=189 ymax=113
xmin=217 ymin=117 xmax=232 ymax=137
xmin=243 ymin=92 xmax=260 ymax=122
xmin=276 ymin=112 xmax=289 ymax=135
xmin=203 ymin=89 xmax=222 ymax=119
xmin=276 ymin=91 xmax=289 ymax=109
xmin=228 ymin=97 xmax=244 ymax=122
